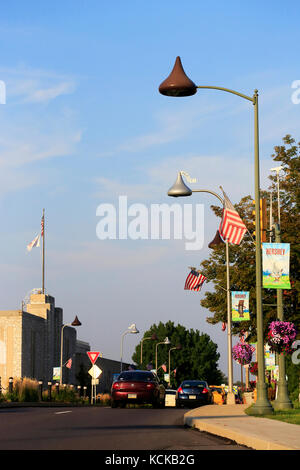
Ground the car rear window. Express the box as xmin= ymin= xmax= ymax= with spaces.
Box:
xmin=118 ymin=372 xmax=156 ymax=382
xmin=181 ymin=381 xmax=206 ymax=388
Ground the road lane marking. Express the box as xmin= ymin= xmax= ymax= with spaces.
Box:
xmin=55 ymin=411 xmax=73 ymax=415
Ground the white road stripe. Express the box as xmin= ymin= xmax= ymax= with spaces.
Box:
xmin=55 ymin=411 xmax=72 ymax=415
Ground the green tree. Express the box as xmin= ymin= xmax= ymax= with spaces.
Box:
xmin=131 ymin=321 xmax=225 ymax=387
xmin=201 ymin=135 xmax=300 ymax=333
xmin=199 ymin=134 xmax=300 ymax=394
xmin=76 ymin=363 xmax=91 ymax=396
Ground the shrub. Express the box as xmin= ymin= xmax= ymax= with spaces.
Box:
xmin=3 ymin=377 xmax=39 ymax=402
xmin=96 ymin=393 xmax=111 ymax=406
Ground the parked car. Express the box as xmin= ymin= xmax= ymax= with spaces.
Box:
xmin=111 ymin=370 xmax=165 ymax=408
xmin=176 ymin=380 xmax=212 ymax=408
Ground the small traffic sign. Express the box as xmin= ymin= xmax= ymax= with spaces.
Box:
xmin=87 ymin=351 xmax=100 ymax=364
xmin=88 ymin=365 xmax=102 ymax=379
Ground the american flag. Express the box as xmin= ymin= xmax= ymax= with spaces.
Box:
xmin=41 ymin=214 xmax=44 ymax=237
xmin=184 ymin=269 xmax=206 ymax=291
xmin=65 ymin=358 xmax=72 ymax=369
xmin=27 ymin=234 xmax=40 ymax=252
xmin=219 ymin=189 xmax=247 ymax=245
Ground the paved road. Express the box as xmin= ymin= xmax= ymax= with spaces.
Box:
xmin=0 ymin=406 xmax=249 ymax=450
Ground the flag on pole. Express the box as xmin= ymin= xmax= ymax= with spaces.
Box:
xmin=27 ymin=234 xmax=40 ymax=252
xmin=161 ymin=364 xmax=167 ymax=373
xmin=219 ymin=188 xmax=247 ymax=245
xmin=65 ymin=358 xmax=72 ymax=369
xmin=41 ymin=213 xmax=44 ymax=237
xmin=184 ymin=269 xmax=206 ymax=291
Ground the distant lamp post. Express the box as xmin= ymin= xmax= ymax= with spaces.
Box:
xmin=270 ymin=166 xmax=284 ymax=227
xmin=60 ymin=315 xmax=81 ymax=386
xmin=168 ymin=344 xmax=182 ymax=387
xmin=270 ymin=166 xmax=293 ymax=410
xmin=155 ymin=337 xmax=171 ymax=373
xmin=167 ymin=171 xmax=235 ymax=405
xmin=120 ymin=323 xmax=139 ymax=373
xmin=140 ymin=333 xmax=158 ymax=367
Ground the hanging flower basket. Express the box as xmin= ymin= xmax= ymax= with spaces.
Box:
xmin=232 ymin=342 xmax=254 ymax=365
xmin=249 ymin=362 xmax=258 ymax=376
xmin=267 ymin=321 xmax=297 ymax=355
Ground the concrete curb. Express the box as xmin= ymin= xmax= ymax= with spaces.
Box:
xmin=184 ymin=406 xmax=299 ymax=451
xmin=184 ymin=414 xmax=292 ymax=450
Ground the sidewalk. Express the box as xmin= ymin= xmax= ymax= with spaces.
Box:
xmin=184 ymin=404 xmax=300 ymax=450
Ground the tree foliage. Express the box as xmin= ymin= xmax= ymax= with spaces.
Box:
xmin=199 ymin=134 xmax=300 ymax=391
xmin=131 ymin=321 xmax=225 ymax=388
xmin=200 ymin=135 xmax=300 ymax=337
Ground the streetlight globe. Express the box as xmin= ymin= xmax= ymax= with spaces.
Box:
xmin=128 ymin=323 xmax=139 ymax=334
xmin=168 ymin=172 xmax=192 ymax=197
xmin=71 ymin=315 xmax=82 ymax=326
xmin=159 ymin=56 xmax=197 ymax=97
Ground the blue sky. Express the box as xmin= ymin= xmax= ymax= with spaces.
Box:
xmin=0 ymin=1 xmax=299 ymax=380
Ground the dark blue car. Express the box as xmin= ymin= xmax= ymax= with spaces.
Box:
xmin=176 ymin=380 xmax=212 ymax=408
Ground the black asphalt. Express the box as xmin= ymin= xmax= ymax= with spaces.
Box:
xmin=0 ymin=405 xmax=249 ymax=451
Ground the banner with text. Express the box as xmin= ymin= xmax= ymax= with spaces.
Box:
xmin=231 ymin=291 xmax=250 ymax=321
xmin=262 ymin=243 xmax=291 ymax=289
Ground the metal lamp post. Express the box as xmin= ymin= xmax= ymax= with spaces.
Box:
xmin=60 ymin=315 xmax=81 ymax=386
xmin=270 ymin=167 xmax=293 ymax=410
xmin=168 ymin=344 xmax=181 ymax=387
xmin=140 ymin=333 xmax=158 ymax=367
xmin=167 ymin=172 xmax=235 ymax=404
xmin=159 ymin=56 xmax=273 ymax=414
xmin=120 ymin=323 xmax=139 ymax=373
xmin=155 ymin=337 xmax=171 ymax=374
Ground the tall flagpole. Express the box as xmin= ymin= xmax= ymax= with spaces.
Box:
xmin=42 ymin=209 xmax=45 ymax=294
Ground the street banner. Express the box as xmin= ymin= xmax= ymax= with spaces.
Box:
xmin=273 ymin=365 xmax=279 ymax=381
xmin=265 ymin=345 xmax=276 ymax=370
xmin=231 ymin=291 xmax=250 ymax=321
xmin=53 ymin=367 xmax=61 ymax=381
xmin=262 ymin=243 xmax=291 ymax=289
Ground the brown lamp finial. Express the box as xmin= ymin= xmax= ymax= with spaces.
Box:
xmin=208 ymin=231 xmax=225 ymax=249
xmin=159 ymin=56 xmax=197 ymax=97
xmin=71 ymin=315 xmax=82 ymax=326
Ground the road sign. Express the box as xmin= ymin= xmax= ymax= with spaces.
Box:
xmin=88 ymin=365 xmax=102 ymax=379
xmin=87 ymin=351 xmax=100 ymax=364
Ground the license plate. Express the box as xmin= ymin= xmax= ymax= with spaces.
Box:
xmin=128 ymin=393 xmax=137 ymax=399
xmin=189 ymin=395 xmax=196 ymax=399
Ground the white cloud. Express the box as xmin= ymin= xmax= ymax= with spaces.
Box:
xmin=0 ymin=64 xmax=76 ymax=104
xmin=23 ymin=81 xmax=76 ymax=104
xmin=0 ymin=130 xmax=82 ymax=169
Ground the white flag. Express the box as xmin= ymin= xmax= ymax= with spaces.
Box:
xmin=27 ymin=234 xmax=40 ymax=252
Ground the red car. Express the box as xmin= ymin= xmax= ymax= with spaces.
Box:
xmin=111 ymin=370 xmax=165 ymax=408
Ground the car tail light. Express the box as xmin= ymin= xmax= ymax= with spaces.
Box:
xmin=202 ymin=388 xmax=209 ymax=393
xmin=112 ymin=382 xmax=121 ymax=389
xmin=177 ymin=387 xmax=183 ymax=394
xmin=146 ymin=383 xmax=155 ymax=389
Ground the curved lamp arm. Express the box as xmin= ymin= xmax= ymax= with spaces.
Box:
xmin=192 ymin=189 xmax=224 ymax=205
xmin=196 ymin=86 xmax=255 ymax=103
